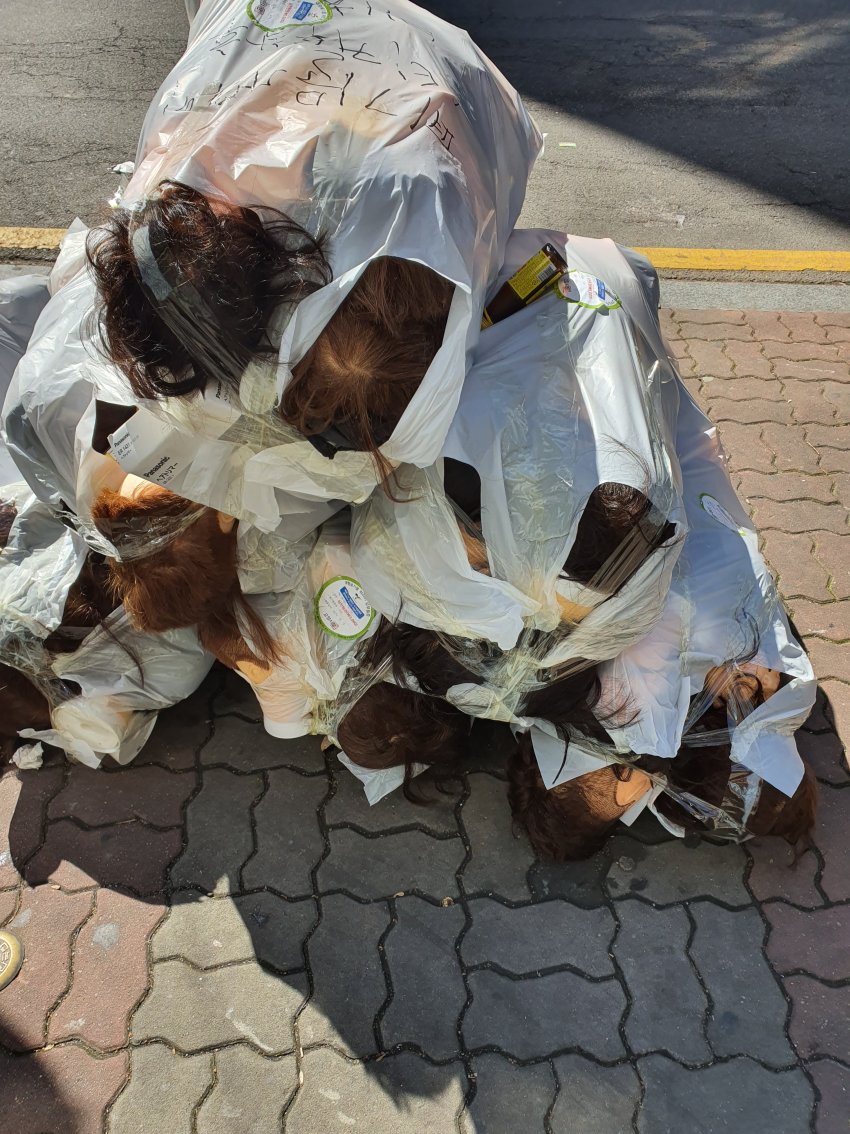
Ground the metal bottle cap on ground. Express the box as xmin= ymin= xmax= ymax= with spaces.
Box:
xmin=0 ymin=930 xmax=24 ymax=991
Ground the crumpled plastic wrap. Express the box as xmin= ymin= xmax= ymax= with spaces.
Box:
xmin=0 ymin=484 xmax=213 ymax=767
xmin=237 ymin=511 xmax=377 ymax=738
xmin=11 ymin=0 xmax=540 ymax=541
xmin=351 ymin=230 xmax=685 ymax=657
xmin=338 ymin=233 xmax=814 ymax=831
xmin=4 ymin=0 xmax=541 ymax=570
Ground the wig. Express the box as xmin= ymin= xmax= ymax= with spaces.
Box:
xmin=89 ymin=180 xmax=331 ymax=401
xmin=89 ymin=487 xmax=279 ymax=668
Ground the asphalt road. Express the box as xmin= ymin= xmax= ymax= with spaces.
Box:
xmin=2 ymin=0 xmax=849 ymax=251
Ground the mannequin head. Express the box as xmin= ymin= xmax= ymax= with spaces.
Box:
xmin=507 ymin=732 xmax=650 ymax=861
xmin=280 ymin=256 xmax=453 ymax=474
xmin=89 ymin=482 xmax=278 ymax=665
xmin=336 ymin=681 xmax=469 ymax=802
xmin=89 ymin=180 xmax=331 ymax=400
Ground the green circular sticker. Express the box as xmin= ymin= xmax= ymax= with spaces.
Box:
xmin=556 ymin=271 xmax=621 ymax=311
xmin=314 ymin=576 xmax=376 ymax=641
xmin=246 ymin=0 xmax=332 ymax=33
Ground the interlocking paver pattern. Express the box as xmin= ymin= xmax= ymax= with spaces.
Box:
xmin=1 ymin=308 xmax=848 ymax=1131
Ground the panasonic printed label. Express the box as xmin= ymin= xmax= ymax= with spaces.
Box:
xmin=108 ymin=411 xmax=197 ymax=489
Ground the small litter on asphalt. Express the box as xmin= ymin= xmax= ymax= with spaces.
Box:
xmin=12 ymin=741 xmax=43 ymax=769
xmin=558 ymin=142 xmax=577 ymax=147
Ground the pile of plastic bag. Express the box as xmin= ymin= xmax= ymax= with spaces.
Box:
xmin=0 ymin=0 xmax=814 ymax=852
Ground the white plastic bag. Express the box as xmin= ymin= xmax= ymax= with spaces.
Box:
xmin=351 ymin=229 xmax=685 ymax=653
xmin=103 ymin=0 xmax=541 ymax=512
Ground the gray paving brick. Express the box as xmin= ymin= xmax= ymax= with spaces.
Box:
xmin=326 ymin=757 xmax=460 ymax=834
xmin=786 ymin=975 xmax=850 ymax=1061
xmin=170 ymin=768 xmax=263 ymax=895
xmin=463 ymin=899 xmax=615 ymax=976
xmin=299 ymin=893 xmax=389 ymax=1055
xmin=287 ymin=1047 xmax=466 ymax=1133
xmin=201 ymin=715 xmax=324 ymax=772
xmin=746 ymin=840 xmax=823 ymax=907
xmin=462 ymin=1054 xmax=555 ymax=1134
xmin=765 ymin=903 xmax=850 ymax=982
xmin=213 ymin=668 xmax=262 ymax=720
xmin=317 ymin=828 xmax=464 ymax=899
xmin=613 ymin=901 xmax=711 ymax=1062
xmin=461 ymin=773 xmax=535 ymax=900
xmin=150 ymin=893 xmax=314 ymax=972
xmin=689 ymin=903 xmax=793 ymax=1066
xmin=464 ymin=969 xmax=626 ymax=1060
xmin=139 ymin=678 xmax=215 ymax=769
xmin=381 ymin=895 xmax=466 ymax=1058
xmin=551 ymin=1055 xmax=641 ymax=1134
xmin=527 ymin=854 xmax=609 ymax=908
xmin=152 ymin=895 xmax=256 ymax=966
xmin=242 ymin=768 xmax=328 ymax=897
xmin=108 ymin=1043 xmax=212 ymax=1134
xmin=605 ymin=836 xmax=751 ymax=906
xmin=810 ymin=1060 xmax=850 ymax=1134
xmin=637 ymin=1055 xmax=814 ymax=1134
xmin=197 ymin=1048 xmax=298 ymax=1134
xmin=132 ymin=958 xmax=307 ymax=1053
xmin=233 ymin=894 xmax=316 ymax=972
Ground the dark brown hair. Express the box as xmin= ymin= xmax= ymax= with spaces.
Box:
xmin=89 ymin=488 xmax=279 ymax=667
xmin=653 ymin=700 xmax=818 ymax=849
xmin=507 ymin=732 xmax=643 ymax=861
xmin=88 ymin=180 xmax=331 ymax=400
xmin=336 ymin=681 xmax=469 ymax=803
xmin=280 ymin=256 xmax=454 ymax=480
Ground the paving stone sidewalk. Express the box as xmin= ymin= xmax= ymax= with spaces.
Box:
xmin=1 ymin=308 xmax=849 ymax=1133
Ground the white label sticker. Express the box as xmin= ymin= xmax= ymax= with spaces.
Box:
xmin=699 ymin=493 xmax=747 ymax=535
xmin=109 ymin=410 xmax=196 ymax=488
xmin=556 ymin=271 xmax=621 ymax=311
xmin=314 ymin=576 xmax=375 ymax=640
xmin=246 ymin=0 xmax=332 ymax=32
xmin=203 ymin=378 xmax=241 ymax=427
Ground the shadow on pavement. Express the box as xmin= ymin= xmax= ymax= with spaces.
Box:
xmin=426 ymin=0 xmax=850 ymax=229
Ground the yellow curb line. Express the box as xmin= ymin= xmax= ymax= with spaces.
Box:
xmin=0 ymin=226 xmax=67 ymax=250
xmin=635 ymin=247 xmax=850 ymax=273
xmin=1 ymin=227 xmax=848 ymax=272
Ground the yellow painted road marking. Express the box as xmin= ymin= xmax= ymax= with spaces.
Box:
xmin=635 ymin=247 xmax=850 ymax=272
xmin=0 ymin=226 xmax=848 ymax=272
xmin=0 ymin=226 xmax=67 ymax=250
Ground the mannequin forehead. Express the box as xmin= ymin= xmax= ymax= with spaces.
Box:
xmin=115 ymin=474 xmax=235 ymax=532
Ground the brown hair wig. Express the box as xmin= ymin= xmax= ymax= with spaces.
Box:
xmin=507 ymin=732 xmax=647 ymax=861
xmin=88 ymin=180 xmax=331 ymax=400
xmin=89 ymin=488 xmax=279 ymax=668
xmin=562 ymin=482 xmax=676 ymax=592
xmin=653 ymin=699 xmax=818 ymax=851
xmin=336 ymin=681 xmax=469 ymax=802
xmin=280 ymin=256 xmax=453 ymax=479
